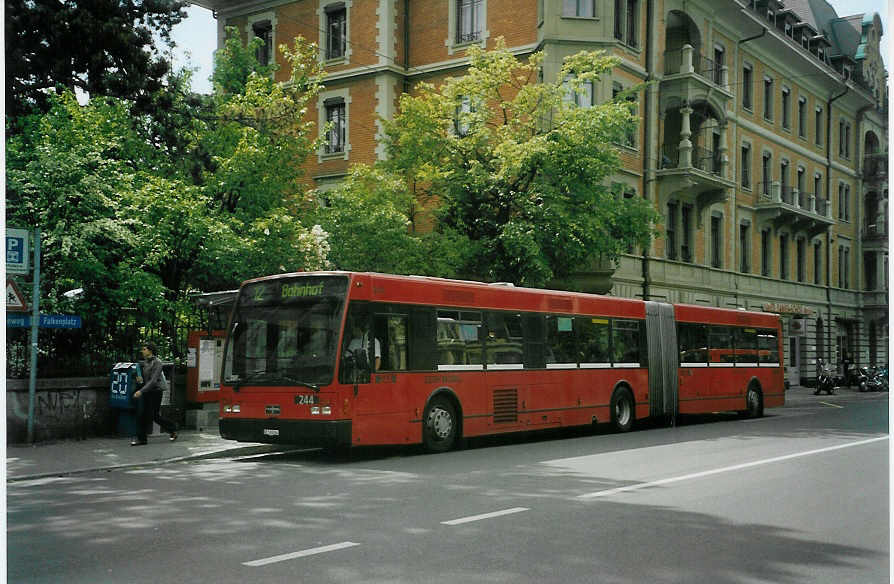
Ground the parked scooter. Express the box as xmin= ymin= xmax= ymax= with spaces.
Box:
xmin=859 ymin=365 xmax=889 ymax=392
xmin=814 ymin=358 xmax=836 ymax=395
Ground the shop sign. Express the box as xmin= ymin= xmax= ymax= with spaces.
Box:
xmin=762 ymin=302 xmax=814 ymax=316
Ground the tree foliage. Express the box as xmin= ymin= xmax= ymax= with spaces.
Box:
xmin=379 ymin=39 xmax=659 ymax=287
xmin=5 ymin=0 xmax=187 ymax=120
xmin=5 ymin=30 xmax=330 ymax=367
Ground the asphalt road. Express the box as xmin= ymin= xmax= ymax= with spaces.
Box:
xmin=8 ymin=391 xmax=889 ymax=583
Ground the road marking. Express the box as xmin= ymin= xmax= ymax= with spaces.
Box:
xmin=820 ymin=401 xmax=845 ymax=409
xmin=577 ymin=436 xmax=888 ymax=500
xmin=243 ymin=542 xmax=360 ymax=567
xmin=442 ymin=507 xmax=530 ymax=525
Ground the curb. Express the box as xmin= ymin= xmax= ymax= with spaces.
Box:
xmin=7 ymin=443 xmax=285 ymax=483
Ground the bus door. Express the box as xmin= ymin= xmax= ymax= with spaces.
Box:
xmin=645 ymin=302 xmax=678 ymax=421
xmin=676 ymin=322 xmax=710 ymax=412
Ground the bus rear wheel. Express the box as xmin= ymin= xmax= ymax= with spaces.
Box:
xmin=610 ymin=388 xmax=635 ymax=432
xmin=423 ymin=396 xmax=458 ymax=453
xmin=742 ymin=385 xmax=764 ymax=419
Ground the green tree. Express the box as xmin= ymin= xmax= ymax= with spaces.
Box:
xmin=5 ymin=32 xmax=332 ymax=371
xmin=5 ymin=0 xmax=187 ymax=120
xmin=380 ymin=39 xmax=659 ymax=287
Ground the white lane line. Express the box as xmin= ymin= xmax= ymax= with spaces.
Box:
xmin=243 ymin=542 xmax=360 ymax=567
xmin=578 ymin=436 xmax=888 ymax=501
xmin=820 ymin=401 xmax=845 ymax=409
xmin=442 ymin=507 xmax=530 ymax=526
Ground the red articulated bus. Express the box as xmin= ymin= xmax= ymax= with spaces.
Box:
xmin=218 ymin=272 xmax=784 ymax=452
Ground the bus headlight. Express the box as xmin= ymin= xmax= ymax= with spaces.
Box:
xmin=232 ymin=405 xmax=241 ymax=413
xmin=311 ymin=406 xmax=321 ymax=415
xmin=322 ymin=406 xmax=332 ymax=415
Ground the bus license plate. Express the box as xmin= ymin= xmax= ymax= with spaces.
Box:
xmin=295 ymin=394 xmax=319 ymax=405
xmin=263 ymin=429 xmax=280 ymax=437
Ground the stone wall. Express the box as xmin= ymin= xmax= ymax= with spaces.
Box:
xmin=6 ymin=377 xmax=113 ymax=443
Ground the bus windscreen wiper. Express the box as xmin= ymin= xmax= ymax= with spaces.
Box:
xmin=242 ymin=370 xmax=319 ymax=392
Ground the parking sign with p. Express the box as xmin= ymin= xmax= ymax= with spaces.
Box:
xmin=6 ymin=229 xmax=30 ymax=274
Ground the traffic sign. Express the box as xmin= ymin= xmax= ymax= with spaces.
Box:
xmin=6 ymin=278 xmax=28 ymax=312
xmin=6 ymin=228 xmax=30 ymax=274
xmin=6 ymin=314 xmax=82 ymax=329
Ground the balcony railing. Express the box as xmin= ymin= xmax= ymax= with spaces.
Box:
xmin=862 ymin=223 xmax=889 ymax=239
xmin=692 ymin=146 xmax=721 ymax=175
xmin=863 ymin=154 xmax=888 ymax=180
xmin=663 ymin=48 xmax=724 ymax=86
xmin=756 ymin=183 xmax=831 ymax=218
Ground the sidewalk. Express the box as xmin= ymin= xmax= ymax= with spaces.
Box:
xmin=6 ymin=385 xmax=883 ymax=482
xmin=6 ymin=430 xmax=280 ymax=482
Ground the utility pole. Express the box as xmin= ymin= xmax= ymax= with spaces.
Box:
xmin=27 ymin=228 xmax=41 ymax=443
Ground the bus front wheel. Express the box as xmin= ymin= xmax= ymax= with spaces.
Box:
xmin=423 ymin=396 xmax=458 ymax=453
xmin=610 ymin=388 xmax=635 ymax=433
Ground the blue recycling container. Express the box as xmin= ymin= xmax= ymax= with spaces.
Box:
xmin=110 ymin=362 xmax=143 ymax=436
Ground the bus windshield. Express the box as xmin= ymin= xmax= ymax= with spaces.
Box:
xmin=223 ymin=276 xmax=349 ymax=387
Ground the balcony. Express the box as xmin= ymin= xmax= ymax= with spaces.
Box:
xmin=862 ymin=223 xmax=888 ymax=252
xmin=862 ymin=153 xmax=888 ymax=183
xmin=755 ymin=182 xmax=834 ymax=236
xmin=661 ymin=45 xmax=733 ymax=103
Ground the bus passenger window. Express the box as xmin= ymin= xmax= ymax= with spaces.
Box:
xmin=709 ymin=326 xmax=735 ymax=364
xmin=374 ymin=315 xmax=408 ymax=371
xmin=436 ymin=310 xmax=483 ymax=368
xmin=735 ymin=328 xmax=759 ymax=364
xmin=546 ymin=316 xmax=577 ymax=367
xmin=758 ymin=329 xmax=780 ymax=364
xmin=578 ymin=317 xmax=611 ymax=367
xmin=678 ymin=323 xmax=708 ymax=365
xmin=612 ymin=319 xmax=642 ymax=366
xmin=486 ymin=313 xmax=524 ymax=366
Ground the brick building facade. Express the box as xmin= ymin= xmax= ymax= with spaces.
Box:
xmin=193 ymin=0 xmax=888 ymax=385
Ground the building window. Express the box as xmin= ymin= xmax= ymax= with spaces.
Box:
xmin=814 ymin=241 xmax=822 ymax=285
xmin=763 ymin=76 xmax=774 ymax=121
xmin=815 ymin=106 xmax=823 ymax=146
xmin=325 ymin=5 xmax=347 ymax=60
xmin=796 ymin=237 xmax=806 ymax=282
xmin=761 ymin=152 xmax=771 ymax=195
xmin=711 ymin=214 xmax=722 ymax=268
xmin=612 ymin=83 xmax=637 ymax=146
xmin=563 ymin=0 xmax=595 ymax=18
xmin=742 ymin=65 xmax=753 ymax=110
xmin=681 ymin=205 xmax=693 ymax=262
xmin=814 ymin=173 xmax=822 ymax=202
xmin=614 ymin=0 xmax=638 ymax=47
xmin=741 ymin=143 xmax=751 ymax=188
xmin=457 ymin=0 xmax=483 ymax=43
xmin=324 ymin=99 xmax=346 ymax=154
xmin=666 ymin=201 xmax=678 ymax=260
xmin=798 ymin=96 xmax=807 ymax=138
xmin=252 ymin=20 xmax=274 ymax=66
xmin=780 ymin=160 xmax=789 ymax=193
xmin=454 ymin=96 xmax=476 ymax=136
xmin=838 ymin=245 xmax=850 ymax=288
xmin=781 ymin=87 xmax=791 ymax=130
xmin=761 ymin=228 xmax=771 ymax=276
xmin=838 ymin=183 xmax=850 ymax=222
xmin=797 ymin=166 xmax=805 ymax=195
xmin=566 ymin=76 xmax=594 ymax=107
xmin=713 ymin=45 xmax=725 ymax=86
xmin=779 ymin=233 xmax=789 ymax=280
xmin=838 ymin=118 xmax=851 ymax=159
xmin=740 ymin=222 xmax=750 ymax=273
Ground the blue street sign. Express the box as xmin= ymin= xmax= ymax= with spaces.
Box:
xmin=6 ymin=228 xmax=30 ymax=274
xmin=7 ymin=314 xmax=82 ymax=329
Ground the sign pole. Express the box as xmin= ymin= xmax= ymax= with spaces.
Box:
xmin=27 ymin=228 xmax=41 ymax=444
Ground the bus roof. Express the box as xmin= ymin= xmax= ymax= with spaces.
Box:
xmin=241 ymin=271 xmax=780 ymax=326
